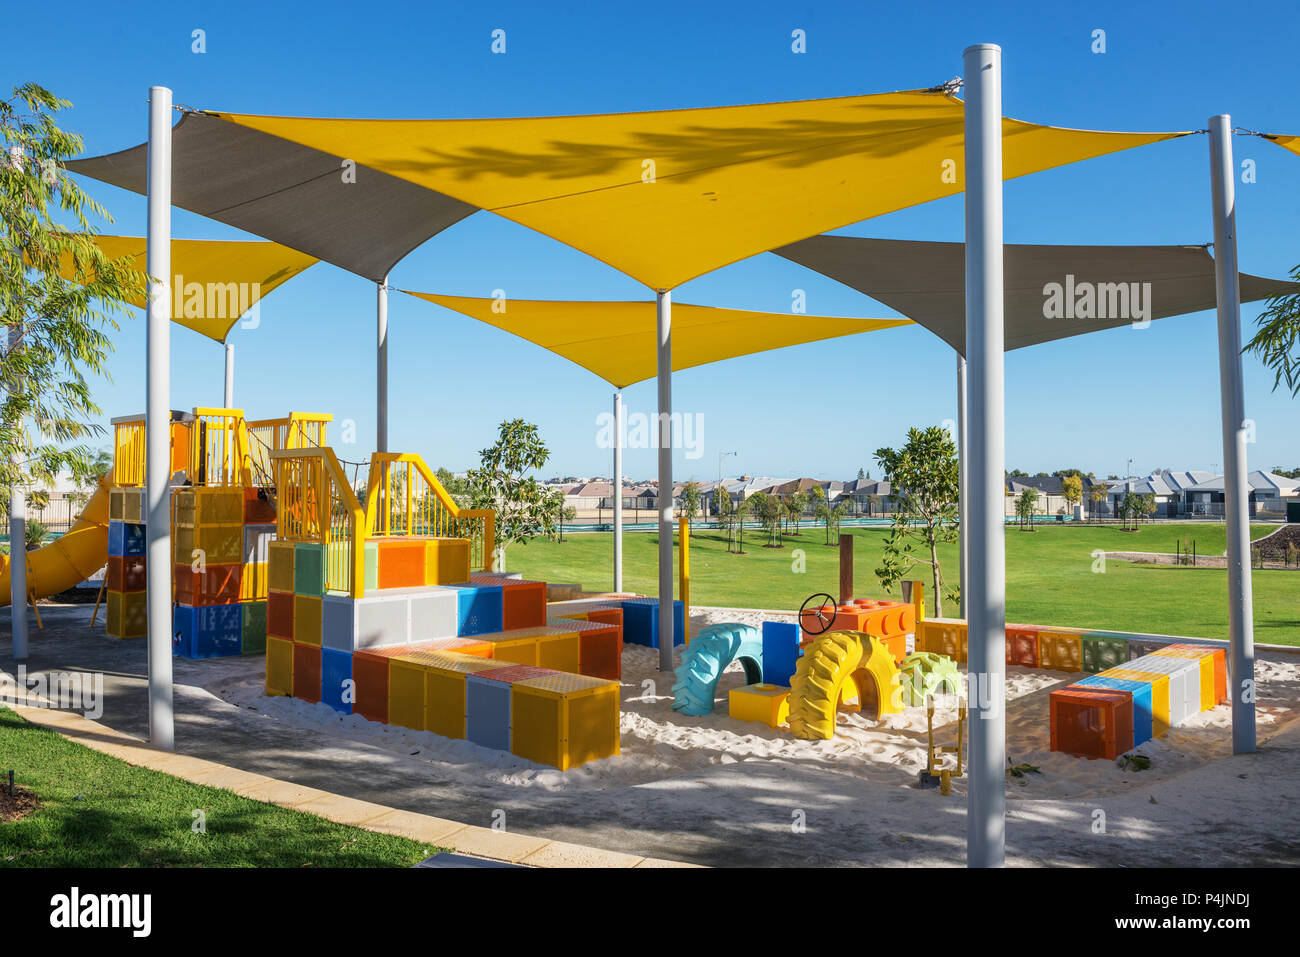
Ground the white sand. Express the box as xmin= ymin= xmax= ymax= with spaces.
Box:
xmin=211 ymin=606 xmax=1300 ymax=865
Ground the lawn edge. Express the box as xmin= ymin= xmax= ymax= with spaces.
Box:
xmin=7 ymin=704 xmax=699 ymax=869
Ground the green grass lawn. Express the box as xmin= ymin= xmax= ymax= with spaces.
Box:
xmin=510 ymin=523 xmax=1300 ymax=645
xmin=0 ymin=707 xmax=440 ymax=867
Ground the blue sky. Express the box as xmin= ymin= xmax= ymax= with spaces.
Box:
xmin=6 ymin=1 xmax=1300 ymax=482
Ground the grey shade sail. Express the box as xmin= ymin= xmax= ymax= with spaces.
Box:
xmin=66 ymin=111 xmax=479 ymax=282
xmin=774 ymin=236 xmax=1299 ymax=356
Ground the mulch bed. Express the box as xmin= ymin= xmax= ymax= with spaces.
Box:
xmin=0 ymin=784 xmax=40 ymax=823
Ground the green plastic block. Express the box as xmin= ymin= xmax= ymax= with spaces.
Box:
xmin=1081 ymin=634 xmax=1129 ymax=673
xmin=294 ymin=542 xmax=325 ymax=597
xmin=241 ymin=601 xmax=267 ymax=655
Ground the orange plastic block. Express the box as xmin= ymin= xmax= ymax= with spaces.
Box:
xmin=1050 ymin=686 xmax=1133 ymax=760
xmin=106 ymin=556 xmax=147 ymax=593
xmin=499 ymin=580 xmax=548 ymax=630
xmin=352 ymin=649 xmax=392 ymax=723
xmin=1006 ymin=625 xmax=1039 ymax=667
xmin=244 ymin=486 xmax=277 ymax=524
xmin=377 ymin=540 xmax=426 ymax=589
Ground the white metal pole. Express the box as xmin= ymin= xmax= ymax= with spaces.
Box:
xmin=146 ymin=85 xmax=175 ymax=750
xmin=656 ymin=290 xmax=674 ymax=671
xmin=377 ymin=276 xmax=389 ymax=453
xmin=957 ymin=351 xmax=969 ymax=620
xmin=223 ymin=340 xmax=234 ymax=408
xmin=963 ymin=43 xmax=1006 ymax=868
xmin=613 ymin=390 xmax=624 ymax=593
xmin=7 ymin=323 xmax=27 ymax=661
xmin=1208 ymin=114 xmax=1256 ymax=755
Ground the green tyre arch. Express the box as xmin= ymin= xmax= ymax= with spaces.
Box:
xmin=670 ymin=622 xmax=763 ymax=716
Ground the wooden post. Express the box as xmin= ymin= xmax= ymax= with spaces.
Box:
xmin=679 ymin=515 xmax=691 ymax=643
xmin=838 ymin=533 xmax=853 ymax=601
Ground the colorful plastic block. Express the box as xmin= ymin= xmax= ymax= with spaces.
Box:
xmin=239 ymin=561 xmax=269 ymax=601
xmin=266 ymin=636 xmax=294 ymax=696
xmin=408 ymin=587 xmax=459 ymax=641
xmin=320 ymin=648 xmax=353 ymax=715
xmin=173 ymin=487 xmax=243 ymax=527
xmin=454 ymin=585 xmax=504 ymax=637
xmin=1107 ymin=668 xmax=1171 ymax=738
xmin=292 ymin=643 xmax=321 ymax=703
xmin=293 ymin=542 xmax=326 ymax=597
xmin=511 ymin=672 xmax=620 ymax=770
xmin=294 ymin=594 xmax=323 ymax=646
xmin=761 ymin=621 xmax=801 ymax=687
xmin=105 ymin=555 xmax=147 ymax=593
xmin=173 ymin=603 xmax=242 ymax=658
xmin=1078 ymin=674 xmax=1152 ymax=746
xmin=267 ymin=590 xmax=294 ymax=640
xmin=621 ymin=597 xmax=685 ymax=649
xmin=1005 ymin=625 xmax=1039 ymax=667
xmin=1082 ymin=633 xmax=1128 ymax=673
xmin=1162 ymin=644 xmax=1228 ymax=706
xmin=105 ymin=589 xmax=148 ymax=638
xmin=376 ymin=539 xmax=426 ymax=590
xmin=574 ymin=622 xmax=622 ymax=680
xmin=173 ymin=562 xmax=243 ymax=606
xmin=242 ymin=523 xmax=276 ymax=565
xmin=243 ymin=486 xmax=277 ymax=524
xmin=268 ymin=540 xmax=295 ymax=594
xmin=425 ymin=538 xmax=472 ymax=586
xmin=1122 ymin=654 xmax=1199 ymax=725
xmin=729 ymin=683 xmax=791 ymax=728
xmin=172 ymin=523 xmax=242 ymax=565
xmin=919 ymin=619 xmax=967 ymax=663
xmin=107 ymin=520 xmax=147 ymax=558
xmin=1037 ymin=629 xmax=1083 ymax=672
xmin=241 ymin=601 xmax=267 ymax=655
xmin=1050 ymin=686 xmax=1134 ymax=759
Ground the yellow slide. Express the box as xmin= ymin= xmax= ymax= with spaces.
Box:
xmin=0 ymin=475 xmax=111 ymax=606
xmin=787 ymin=631 xmax=904 ymax=740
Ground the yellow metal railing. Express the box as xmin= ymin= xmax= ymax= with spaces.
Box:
xmin=112 ymin=417 xmax=146 ymax=487
xmin=247 ymin=412 xmax=333 ymax=487
xmin=364 ymin=452 xmax=495 ymax=572
xmin=189 ymin=408 xmax=252 ymax=487
xmin=270 ymin=446 xmax=365 ymax=596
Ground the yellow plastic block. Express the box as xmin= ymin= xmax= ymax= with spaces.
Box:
xmin=267 ymin=540 xmax=296 ymax=594
xmin=294 ymin=594 xmax=322 ymax=646
xmin=1037 ymin=630 xmax=1083 ymax=672
xmin=239 ymin=562 xmax=269 ymax=601
xmin=172 ymin=486 xmax=244 ymax=528
xmin=1109 ymin=668 xmax=1171 ymax=738
xmin=918 ymin=619 xmax=967 ymax=663
xmin=109 ymin=487 xmax=125 ymax=521
xmin=173 ymin=523 xmax=243 ymax=565
xmin=511 ymin=673 xmax=621 ymax=770
xmin=424 ymin=538 xmax=471 ymax=586
xmin=387 ymin=659 xmax=428 ymax=730
xmin=266 ymin=636 xmax=294 ymax=697
xmin=729 ymin=683 xmax=791 ymax=728
xmin=536 ymin=632 xmax=581 ymax=673
xmin=105 ymin=589 xmax=148 ymax=639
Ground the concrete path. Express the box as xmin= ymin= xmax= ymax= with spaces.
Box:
xmin=4 ymin=603 xmax=1299 ymax=867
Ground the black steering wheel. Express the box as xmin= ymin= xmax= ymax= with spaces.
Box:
xmin=798 ymin=593 xmax=838 ymax=635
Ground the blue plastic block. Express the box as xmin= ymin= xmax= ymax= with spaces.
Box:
xmin=453 ymin=585 xmax=504 ymax=637
xmin=107 ymin=520 xmax=125 ymax=557
xmin=123 ymin=522 xmax=146 ymax=557
xmin=172 ymin=603 xmax=242 ymax=659
xmin=761 ymin=620 xmax=802 ymax=686
xmin=320 ymin=648 xmax=353 ymax=715
xmin=465 ymin=673 xmax=512 ymax=752
xmin=621 ymin=598 xmax=685 ymax=648
xmin=1078 ymin=675 xmax=1153 ymax=747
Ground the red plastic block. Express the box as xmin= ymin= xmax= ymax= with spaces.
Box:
xmin=377 ymin=539 xmax=426 ymax=589
xmin=578 ymin=623 xmax=622 ymax=680
xmin=292 ymin=643 xmax=321 ymax=703
xmin=1050 ymin=686 xmax=1133 ymax=760
xmin=174 ymin=562 xmax=243 ymax=606
xmin=244 ymin=486 xmax=277 ymax=524
xmin=267 ymin=590 xmax=294 ymax=640
xmin=1006 ymin=625 xmax=1040 ymax=667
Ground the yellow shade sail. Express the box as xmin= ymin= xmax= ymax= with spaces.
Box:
xmin=61 ymin=235 xmax=318 ymax=342
xmin=403 ymin=290 xmax=911 ymax=388
xmin=1267 ymin=134 xmax=1300 ymax=159
xmin=215 ymin=91 xmax=1188 ymax=290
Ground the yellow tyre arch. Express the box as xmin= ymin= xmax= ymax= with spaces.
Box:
xmin=787 ymin=631 xmax=903 ymax=740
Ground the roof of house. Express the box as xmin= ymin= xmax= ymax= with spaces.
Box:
xmin=1158 ymin=469 xmax=1216 ymax=492
xmin=570 ymin=481 xmax=613 ymax=498
xmin=1185 ymin=471 xmax=1300 ymax=494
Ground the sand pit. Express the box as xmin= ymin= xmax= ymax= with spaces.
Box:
xmin=209 ymin=606 xmax=1300 ymax=866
